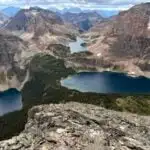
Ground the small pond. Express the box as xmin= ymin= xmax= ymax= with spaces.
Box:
xmin=69 ymin=37 xmax=87 ymax=53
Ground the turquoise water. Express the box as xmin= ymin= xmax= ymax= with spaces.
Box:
xmin=69 ymin=37 xmax=87 ymax=53
xmin=0 ymin=88 xmax=22 ymax=116
xmin=61 ymin=72 xmax=150 ymax=94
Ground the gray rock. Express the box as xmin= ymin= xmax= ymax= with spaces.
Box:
xmin=0 ymin=102 xmax=150 ymax=150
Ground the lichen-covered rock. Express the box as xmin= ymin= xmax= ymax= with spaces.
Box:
xmin=0 ymin=102 xmax=150 ymax=150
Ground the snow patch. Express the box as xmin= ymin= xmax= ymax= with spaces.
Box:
xmin=97 ymin=53 xmax=102 ymax=57
xmin=147 ymin=17 xmax=150 ymax=30
xmin=130 ymin=72 xmax=135 ymax=75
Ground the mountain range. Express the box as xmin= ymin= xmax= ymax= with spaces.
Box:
xmin=0 ymin=3 xmax=150 ymax=85
xmin=49 ymin=7 xmax=119 ymax=18
xmin=0 ymin=3 xmax=150 ymax=82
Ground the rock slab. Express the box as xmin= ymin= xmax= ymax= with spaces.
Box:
xmin=0 ymin=102 xmax=150 ymax=150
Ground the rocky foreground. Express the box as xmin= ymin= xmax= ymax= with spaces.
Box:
xmin=0 ymin=102 xmax=150 ymax=150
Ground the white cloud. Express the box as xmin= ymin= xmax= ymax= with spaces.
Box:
xmin=0 ymin=0 xmax=149 ymax=10
xmin=109 ymin=0 xmax=150 ymax=5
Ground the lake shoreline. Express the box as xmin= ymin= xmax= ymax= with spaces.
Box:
xmin=65 ymin=59 xmax=150 ymax=79
xmin=67 ymin=36 xmax=150 ymax=78
xmin=61 ymin=71 xmax=150 ymax=94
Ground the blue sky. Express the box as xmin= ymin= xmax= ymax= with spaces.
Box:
xmin=0 ymin=0 xmax=150 ymax=10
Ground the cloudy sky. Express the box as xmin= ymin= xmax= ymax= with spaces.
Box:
xmin=0 ymin=0 xmax=150 ymax=10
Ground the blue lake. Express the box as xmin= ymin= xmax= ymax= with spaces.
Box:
xmin=0 ymin=88 xmax=22 ymax=116
xmin=61 ymin=72 xmax=150 ymax=94
xmin=69 ymin=37 xmax=87 ymax=53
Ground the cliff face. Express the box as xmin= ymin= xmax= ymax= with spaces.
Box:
xmin=0 ymin=102 xmax=150 ymax=150
xmin=83 ymin=3 xmax=150 ymax=76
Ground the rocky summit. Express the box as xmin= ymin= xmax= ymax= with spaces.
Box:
xmin=0 ymin=102 xmax=150 ymax=150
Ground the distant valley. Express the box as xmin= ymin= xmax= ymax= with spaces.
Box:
xmin=0 ymin=4 xmax=150 ymax=90
xmin=0 ymin=4 xmax=150 ymax=146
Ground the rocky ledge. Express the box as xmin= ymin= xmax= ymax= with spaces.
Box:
xmin=0 ymin=102 xmax=150 ymax=150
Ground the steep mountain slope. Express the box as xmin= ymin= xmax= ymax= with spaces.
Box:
xmin=0 ymin=12 xmax=9 ymax=27
xmin=84 ymin=3 xmax=150 ymax=76
xmin=0 ymin=31 xmax=34 ymax=91
xmin=2 ymin=7 xmax=20 ymax=17
xmin=5 ymin=7 xmax=77 ymax=50
xmin=62 ymin=11 xmax=103 ymax=31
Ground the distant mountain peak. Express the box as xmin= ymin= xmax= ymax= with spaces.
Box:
xmin=62 ymin=11 xmax=103 ymax=31
xmin=4 ymin=7 xmax=77 ymax=50
xmin=62 ymin=7 xmax=82 ymax=13
xmin=5 ymin=7 xmax=64 ymax=33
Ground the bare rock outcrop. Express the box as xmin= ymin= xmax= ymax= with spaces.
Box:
xmin=0 ymin=102 xmax=150 ymax=150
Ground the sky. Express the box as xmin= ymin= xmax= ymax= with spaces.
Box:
xmin=0 ymin=0 xmax=150 ymax=10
